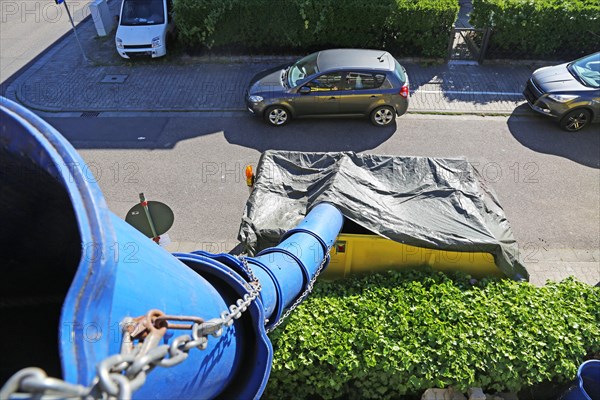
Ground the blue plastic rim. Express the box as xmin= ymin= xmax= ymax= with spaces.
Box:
xmin=1 ymin=97 xmax=271 ymax=399
xmin=576 ymin=360 xmax=600 ymax=400
xmin=1 ymin=97 xmax=117 ymax=385
xmin=561 ymin=360 xmax=600 ymax=400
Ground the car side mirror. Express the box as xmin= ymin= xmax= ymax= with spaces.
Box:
xmin=115 ymin=14 xmax=120 ymax=24
xmin=299 ymin=86 xmax=311 ymax=95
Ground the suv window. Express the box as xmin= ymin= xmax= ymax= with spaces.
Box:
xmin=346 ymin=72 xmax=386 ymax=90
xmin=307 ymin=73 xmax=342 ymax=91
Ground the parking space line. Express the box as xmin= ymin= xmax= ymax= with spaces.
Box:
xmin=413 ymin=90 xmax=523 ymax=96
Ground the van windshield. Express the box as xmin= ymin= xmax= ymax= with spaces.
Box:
xmin=121 ymin=0 xmax=165 ymax=26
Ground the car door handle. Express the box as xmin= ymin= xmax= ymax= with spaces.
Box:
xmin=328 ymin=96 xmax=337 ymax=100
xmin=370 ymin=95 xmax=379 ymax=98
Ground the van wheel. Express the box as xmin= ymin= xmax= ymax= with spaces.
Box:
xmin=370 ymin=106 xmax=395 ymax=127
xmin=264 ymin=106 xmax=291 ymax=126
xmin=560 ymin=109 xmax=591 ymax=132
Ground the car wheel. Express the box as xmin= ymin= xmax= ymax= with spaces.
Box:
xmin=560 ymin=109 xmax=592 ymax=132
xmin=265 ymin=106 xmax=291 ymax=126
xmin=370 ymin=106 xmax=395 ymax=127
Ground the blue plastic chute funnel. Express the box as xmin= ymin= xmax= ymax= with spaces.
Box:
xmin=561 ymin=360 xmax=600 ymax=400
xmin=0 ymin=97 xmax=343 ymax=399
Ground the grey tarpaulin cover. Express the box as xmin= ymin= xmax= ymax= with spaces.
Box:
xmin=238 ymin=150 xmax=529 ymax=280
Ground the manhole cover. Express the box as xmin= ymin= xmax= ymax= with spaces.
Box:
xmin=101 ymin=74 xmax=128 ymax=83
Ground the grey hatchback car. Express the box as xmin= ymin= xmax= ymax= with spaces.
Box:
xmin=523 ymin=51 xmax=600 ymax=132
xmin=245 ymin=49 xmax=409 ymax=127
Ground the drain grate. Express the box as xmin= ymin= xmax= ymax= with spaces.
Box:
xmin=101 ymin=74 xmax=128 ymax=83
xmin=80 ymin=111 xmax=100 ymax=117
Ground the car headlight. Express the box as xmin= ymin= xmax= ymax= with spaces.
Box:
xmin=548 ymin=94 xmax=578 ymax=103
xmin=152 ymin=36 xmax=161 ymax=48
xmin=116 ymin=37 xmax=124 ymax=49
xmin=248 ymin=95 xmax=264 ymax=103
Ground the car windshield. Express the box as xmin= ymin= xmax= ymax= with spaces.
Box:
xmin=288 ymin=53 xmax=320 ymax=87
xmin=121 ymin=0 xmax=165 ymax=26
xmin=567 ymin=52 xmax=600 ymax=88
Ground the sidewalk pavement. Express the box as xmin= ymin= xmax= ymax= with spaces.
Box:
xmin=165 ymin=240 xmax=598 ymax=287
xmin=3 ymin=0 xmax=533 ymax=116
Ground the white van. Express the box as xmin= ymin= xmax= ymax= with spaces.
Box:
xmin=115 ymin=0 xmax=174 ymax=59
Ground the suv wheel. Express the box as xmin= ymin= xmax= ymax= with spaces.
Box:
xmin=370 ymin=106 xmax=395 ymax=127
xmin=265 ymin=106 xmax=291 ymax=126
xmin=560 ymin=109 xmax=591 ymax=132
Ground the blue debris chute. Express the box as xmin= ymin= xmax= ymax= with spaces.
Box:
xmin=0 ymin=97 xmax=343 ymax=399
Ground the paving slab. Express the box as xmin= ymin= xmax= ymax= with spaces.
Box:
xmin=528 ymin=260 xmax=600 ymax=287
xmin=7 ymin=57 xmax=530 ymax=114
xmin=161 ymin=241 xmax=599 ymax=287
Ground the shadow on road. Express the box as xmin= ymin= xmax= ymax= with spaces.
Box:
xmin=507 ymin=105 xmax=600 ymax=169
xmin=48 ymin=116 xmax=174 ymax=149
xmin=51 ymin=114 xmax=395 ymax=152
xmin=224 ymin=116 xmax=396 ymax=152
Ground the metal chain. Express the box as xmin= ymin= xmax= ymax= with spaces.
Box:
xmin=0 ymin=257 xmax=262 ymax=400
xmin=266 ymin=253 xmax=330 ymax=333
xmin=0 ymin=253 xmax=328 ymax=399
xmin=0 ymin=368 xmax=92 ymax=399
xmin=237 ymin=255 xmax=262 ymax=295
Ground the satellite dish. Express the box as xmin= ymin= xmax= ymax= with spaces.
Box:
xmin=125 ymin=193 xmax=174 ymax=240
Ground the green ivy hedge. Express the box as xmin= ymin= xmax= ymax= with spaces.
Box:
xmin=173 ymin=0 xmax=458 ymax=57
xmin=471 ymin=0 xmax=600 ymax=59
xmin=264 ymin=270 xmax=600 ymax=399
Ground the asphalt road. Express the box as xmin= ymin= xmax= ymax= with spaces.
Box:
xmin=45 ymin=112 xmax=600 ymax=267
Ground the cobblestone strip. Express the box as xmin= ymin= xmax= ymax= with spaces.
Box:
xmin=8 ymin=60 xmax=532 ymax=114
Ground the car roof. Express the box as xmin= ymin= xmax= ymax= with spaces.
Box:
xmin=316 ymin=49 xmax=394 ymax=72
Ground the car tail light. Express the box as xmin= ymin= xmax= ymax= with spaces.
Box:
xmin=399 ymin=84 xmax=409 ymax=98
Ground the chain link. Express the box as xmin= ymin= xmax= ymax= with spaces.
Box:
xmin=237 ymin=255 xmax=262 ymax=295
xmin=266 ymin=253 xmax=330 ymax=333
xmin=0 ymin=368 xmax=92 ymax=399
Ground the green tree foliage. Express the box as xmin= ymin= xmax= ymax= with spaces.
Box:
xmin=265 ymin=270 xmax=600 ymax=399
xmin=471 ymin=0 xmax=600 ymax=59
xmin=173 ymin=0 xmax=458 ymax=57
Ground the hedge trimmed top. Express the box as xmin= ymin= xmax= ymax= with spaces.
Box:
xmin=471 ymin=0 xmax=600 ymax=59
xmin=173 ymin=0 xmax=598 ymax=60
xmin=265 ymin=270 xmax=600 ymax=399
xmin=173 ymin=0 xmax=459 ymax=57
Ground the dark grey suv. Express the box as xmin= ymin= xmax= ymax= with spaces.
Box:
xmin=523 ymin=52 xmax=600 ymax=132
xmin=245 ymin=49 xmax=409 ymax=127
